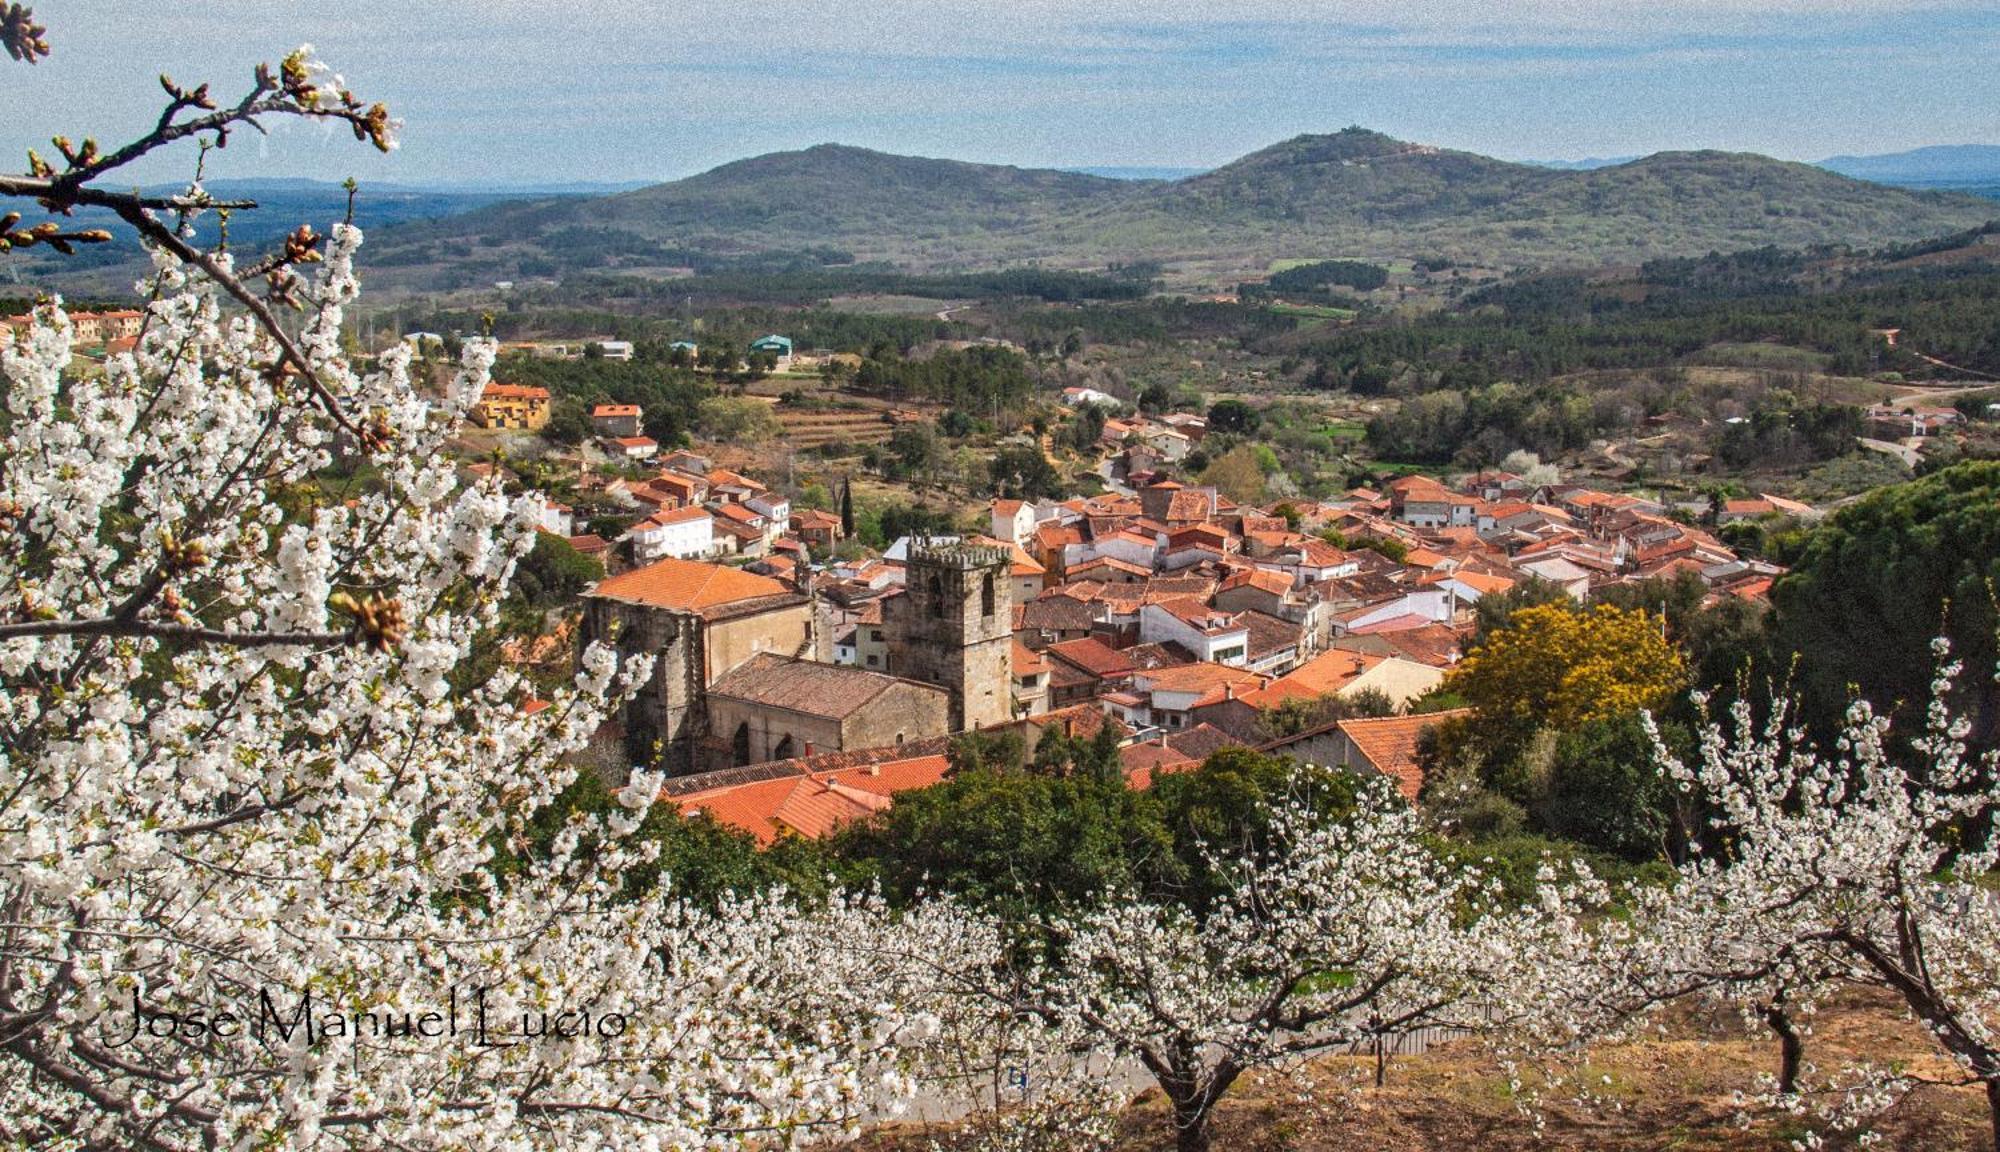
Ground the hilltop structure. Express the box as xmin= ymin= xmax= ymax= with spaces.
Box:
xmin=583 ymin=548 xmax=1007 ymax=774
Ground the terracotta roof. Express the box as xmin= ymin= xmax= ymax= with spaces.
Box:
xmin=592 ymin=403 xmax=641 ymax=417
xmin=792 ymin=509 xmax=842 ymax=529
xmin=1334 ymin=710 xmax=1473 ymax=800
xmin=1150 ymin=598 xmax=1244 ymax=635
xmin=1372 ymin=623 xmax=1462 ymax=668
xmin=588 ymin=556 xmax=793 ymax=613
xmin=1728 ymin=576 xmax=1775 ymax=603
xmin=1035 ymin=522 xmax=1085 ymax=550
xmin=1044 ymin=637 xmax=1136 ymax=679
xmin=640 ymin=505 xmax=712 ymax=528
xmin=1348 ymin=612 xmax=1442 ymax=635
xmin=652 ymin=472 xmax=702 ymax=496
xmin=1024 ymin=704 xmax=1129 ymax=741
xmin=481 ymin=382 xmax=549 ymax=401
xmin=1012 ymin=639 xmax=1048 ymax=676
xmin=1238 ymin=649 xmax=1387 ymax=709
xmin=1019 ymin=595 xmax=1101 ymax=633
xmin=1164 ymin=490 xmax=1213 ymax=522
xmin=1220 ymin=568 xmax=1295 ymax=598
xmin=1121 ymin=739 xmax=1198 ymax=788
xmin=1071 ymin=555 xmax=1151 ymax=578
xmin=674 ymin=753 xmax=952 ymax=845
xmin=708 ymin=653 xmax=942 ymax=721
xmin=971 ymin=534 xmax=1046 ymax=576
xmin=1438 ymin=569 xmax=1516 ymax=596
xmin=1136 ymin=661 xmax=1263 ymax=700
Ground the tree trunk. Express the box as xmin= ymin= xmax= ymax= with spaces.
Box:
xmin=1764 ymin=1004 xmax=1804 ymax=1096
xmin=1985 ymin=1077 xmax=2000 ymax=1152
xmin=1173 ymin=1106 xmax=1212 ymax=1152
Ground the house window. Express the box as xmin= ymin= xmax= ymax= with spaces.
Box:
xmin=866 ymin=655 xmax=879 ymax=667
xmin=869 ymin=630 xmax=883 ymax=642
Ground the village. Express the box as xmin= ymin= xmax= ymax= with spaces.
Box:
xmin=446 ymin=335 xmax=1832 ymax=846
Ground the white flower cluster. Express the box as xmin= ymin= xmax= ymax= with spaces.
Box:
xmin=1520 ymin=647 xmax=2000 ymax=1141
xmin=1018 ymin=775 xmax=1590 ymax=1151
xmin=0 ymin=232 xmax=994 ymax=1149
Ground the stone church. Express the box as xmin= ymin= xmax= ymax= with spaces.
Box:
xmin=582 ymin=543 xmax=1015 ymax=774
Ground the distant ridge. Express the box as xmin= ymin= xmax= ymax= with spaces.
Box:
xmin=1817 ymin=144 xmax=2000 ymax=191
xmin=1062 ymin=166 xmax=1208 ymax=182
xmin=1521 ymin=156 xmax=1642 ymax=171
xmin=327 ymin=128 xmax=2000 ymax=279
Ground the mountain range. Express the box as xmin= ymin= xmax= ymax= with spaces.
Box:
xmin=353 ymin=129 xmax=1996 ymax=285
xmin=24 ymin=130 xmax=1999 ymax=294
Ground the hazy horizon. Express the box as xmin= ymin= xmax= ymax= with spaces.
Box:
xmin=6 ymin=1 xmax=1998 ymax=187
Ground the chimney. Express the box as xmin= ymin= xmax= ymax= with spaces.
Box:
xmin=1225 ymin=682 xmax=1236 ymax=701
xmin=804 ymin=741 xmax=816 ymax=757
xmin=1156 ymin=731 xmax=1169 ymax=747
xmin=864 ymin=762 xmax=880 ymax=777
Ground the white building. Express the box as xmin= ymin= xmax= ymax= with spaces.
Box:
xmin=536 ymin=498 xmax=575 ymax=538
xmin=1061 ymin=386 xmax=1118 ymax=408
xmin=627 ymin=506 xmax=716 ymax=563
xmin=990 ymin=499 xmax=1036 ymax=546
xmin=1138 ymin=601 xmax=1251 ymax=665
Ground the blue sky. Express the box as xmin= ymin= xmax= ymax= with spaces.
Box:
xmin=4 ymin=0 xmax=1997 ymax=186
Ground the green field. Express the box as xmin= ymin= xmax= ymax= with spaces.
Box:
xmin=1269 ymin=301 xmax=1357 ymax=321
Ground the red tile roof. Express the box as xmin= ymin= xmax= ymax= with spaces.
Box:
xmin=1334 ymin=710 xmax=1473 ymax=800
xmin=1044 ymin=637 xmax=1136 ymax=679
xmin=588 ymin=556 xmax=793 ymax=612
xmin=675 ymin=754 xmax=952 ymax=845
xmin=481 ymin=382 xmax=549 ymax=401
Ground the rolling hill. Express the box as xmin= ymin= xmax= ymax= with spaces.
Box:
xmin=30 ymin=130 xmax=2000 ymax=292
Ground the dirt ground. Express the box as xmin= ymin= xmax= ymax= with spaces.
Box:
xmin=865 ymin=991 xmax=1992 ymax=1151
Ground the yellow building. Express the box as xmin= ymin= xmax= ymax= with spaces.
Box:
xmin=470 ymin=382 xmax=551 ymax=430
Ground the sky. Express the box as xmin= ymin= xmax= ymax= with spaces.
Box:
xmin=3 ymin=0 xmax=1997 ymax=188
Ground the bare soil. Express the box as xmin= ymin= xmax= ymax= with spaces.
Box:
xmin=863 ymin=992 xmax=1991 ymax=1151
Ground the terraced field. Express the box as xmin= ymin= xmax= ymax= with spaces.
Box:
xmin=773 ymin=407 xmax=900 ymax=450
